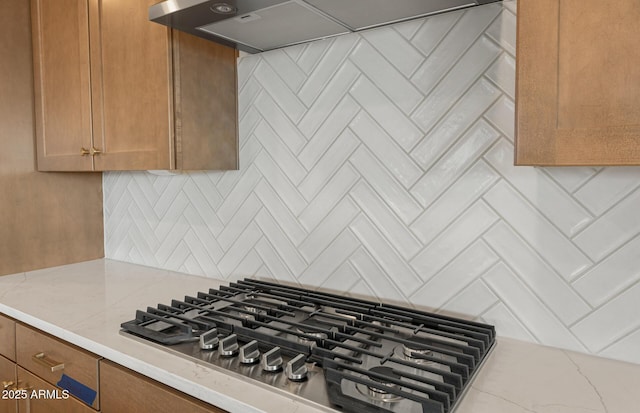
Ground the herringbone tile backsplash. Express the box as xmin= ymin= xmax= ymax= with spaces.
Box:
xmin=104 ymin=0 xmax=640 ymax=364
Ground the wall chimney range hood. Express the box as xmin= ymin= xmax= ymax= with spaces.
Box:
xmin=150 ymin=0 xmax=500 ymax=53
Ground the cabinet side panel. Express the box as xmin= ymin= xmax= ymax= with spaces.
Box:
xmin=174 ymin=31 xmax=239 ymax=171
xmin=0 ymin=0 xmax=104 ymax=276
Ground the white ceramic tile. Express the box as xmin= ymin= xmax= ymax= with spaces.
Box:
xmin=393 ymin=18 xmax=423 ymax=41
xmin=238 ymin=77 xmax=261 ymax=118
xmin=485 ymin=139 xmax=593 ymax=237
xmin=253 ymin=92 xmax=306 ymax=155
xmin=236 ymin=54 xmax=260 ymax=89
xmin=298 ymin=61 xmax=360 ymax=138
xmin=253 ymin=151 xmax=306 ymax=216
xmin=349 ymin=248 xmax=407 ymax=303
xmin=574 ymin=167 xmax=640 ymax=215
xmin=350 ymin=40 xmax=422 ymax=114
xmin=573 ymin=235 xmax=640 ymax=307
xmin=349 ymin=76 xmax=423 ymax=151
xmin=485 ymin=8 xmax=517 ymax=56
xmin=298 ymin=164 xmax=359 ymax=231
xmin=571 ymin=282 xmax=640 ymax=353
xmin=298 ymin=129 xmax=359 ymax=201
xmin=484 ymin=222 xmax=591 ymax=325
xmin=410 ymin=201 xmax=498 ymax=280
xmin=361 ymin=26 xmax=424 ymax=77
xmin=410 ymin=160 xmax=499 ymax=244
xmin=439 ymin=280 xmax=498 ymax=319
xmin=411 ymin=5 xmax=500 ymax=94
xmin=299 ymin=198 xmax=359 ymax=262
xmin=411 ymin=240 xmax=498 ymax=308
xmin=573 ymin=188 xmax=640 ymax=261
xmin=349 ymin=110 xmax=422 ymax=187
xmin=350 ymin=216 xmax=422 ymax=296
xmin=298 ymin=35 xmax=359 ymax=106
xmin=350 ymin=182 xmax=422 ymax=260
xmin=410 ymin=10 xmax=461 ymax=57
xmin=411 ymin=120 xmax=498 ymax=207
xmin=483 ymin=95 xmax=515 ymax=142
xmin=599 ymin=328 xmax=640 ymax=364
xmin=411 ymin=78 xmax=500 ymax=170
xmin=484 ymin=52 xmax=516 ymax=98
xmin=412 ymin=36 xmax=501 ymax=133
xmin=299 ymin=230 xmax=360 ymax=286
xmin=254 ymin=210 xmax=307 ymax=275
xmin=253 ymin=121 xmax=306 ymax=185
xmin=217 ymin=222 xmax=262 ymax=277
xmin=298 ymin=95 xmax=360 ymax=169
xmin=296 ymin=40 xmax=330 ymax=75
xmin=319 ymin=261 xmax=360 ymax=293
xmin=483 ymin=181 xmax=592 ymax=280
xmin=216 ymin=193 xmax=263 ymax=251
xmin=233 ymin=249 xmax=263 ymax=278
xmin=216 ymin=165 xmax=263 ymax=224
xmin=543 ymin=167 xmax=599 ymax=194
xmin=253 ymin=181 xmax=307 ymax=246
xmin=480 ymin=303 xmax=537 ymax=343
xmin=254 ymin=238 xmax=297 ymax=285
xmin=253 ymin=60 xmax=305 ymax=123
xmin=262 ymin=49 xmax=306 ymax=92
xmin=349 ymin=147 xmax=422 ymax=224
xmin=484 ymin=263 xmax=587 ymax=351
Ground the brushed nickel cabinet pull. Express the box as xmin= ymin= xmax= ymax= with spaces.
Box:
xmin=32 ymin=352 xmax=65 ymax=372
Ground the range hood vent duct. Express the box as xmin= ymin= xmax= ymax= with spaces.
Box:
xmin=150 ymin=0 xmax=501 ymax=53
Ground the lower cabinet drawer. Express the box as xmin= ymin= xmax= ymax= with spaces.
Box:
xmin=100 ymin=360 xmax=225 ymax=413
xmin=16 ymin=367 xmax=93 ymax=413
xmin=0 ymin=315 xmax=15 ymax=362
xmin=15 ymin=324 xmax=99 ymax=410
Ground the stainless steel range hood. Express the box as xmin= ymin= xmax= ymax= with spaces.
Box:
xmin=149 ymin=0 xmax=500 ymax=53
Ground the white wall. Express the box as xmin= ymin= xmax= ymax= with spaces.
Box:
xmin=104 ymin=0 xmax=640 ymax=364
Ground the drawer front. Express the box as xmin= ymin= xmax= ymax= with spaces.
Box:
xmin=100 ymin=360 xmax=224 ymax=413
xmin=0 ymin=315 xmax=15 ymax=362
xmin=17 ymin=367 xmax=93 ymax=413
xmin=15 ymin=324 xmax=99 ymax=410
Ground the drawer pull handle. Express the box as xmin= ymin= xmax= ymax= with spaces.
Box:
xmin=32 ymin=352 xmax=65 ymax=372
xmin=2 ymin=380 xmax=14 ymax=389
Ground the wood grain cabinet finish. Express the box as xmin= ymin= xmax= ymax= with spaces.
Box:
xmin=0 ymin=356 xmax=17 ymax=413
xmin=100 ymin=360 xmax=225 ymax=413
xmin=15 ymin=324 xmax=100 ymax=410
xmin=0 ymin=316 xmax=15 ymax=363
xmin=515 ymin=0 xmax=640 ymax=165
xmin=32 ymin=0 xmax=238 ymax=171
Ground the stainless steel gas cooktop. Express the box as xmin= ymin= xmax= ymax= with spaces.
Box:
xmin=121 ymin=279 xmax=495 ymax=413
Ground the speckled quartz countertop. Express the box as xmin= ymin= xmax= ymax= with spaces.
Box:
xmin=0 ymin=259 xmax=638 ymax=413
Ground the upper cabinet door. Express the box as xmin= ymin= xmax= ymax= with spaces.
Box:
xmin=31 ymin=0 xmax=94 ymax=171
xmin=89 ymin=0 xmax=173 ymax=171
xmin=515 ymin=0 xmax=640 ymax=165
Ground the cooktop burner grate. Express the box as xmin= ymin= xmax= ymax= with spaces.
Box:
xmin=121 ymin=278 xmax=495 ymax=413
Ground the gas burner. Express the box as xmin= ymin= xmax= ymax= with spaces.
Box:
xmin=295 ymin=317 xmax=331 ymax=342
xmin=239 ymin=305 xmax=266 ymax=319
xmin=356 ymin=366 xmax=402 ymax=402
xmin=395 ymin=337 xmax=439 ymax=365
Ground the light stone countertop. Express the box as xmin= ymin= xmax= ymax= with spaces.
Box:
xmin=0 ymin=259 xmax=638 ymax=413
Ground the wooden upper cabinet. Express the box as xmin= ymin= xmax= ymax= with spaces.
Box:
xmin=515 ymin=0 xmax=640 ymax=165
xmin=32 ymin=0 xmax=238 ymax=171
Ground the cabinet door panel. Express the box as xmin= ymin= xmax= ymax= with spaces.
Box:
xmin=90 ymin=0 xmax=173 ymax=171
xmin=0 ymin=356 xmax=16 ymax=413
xmin=515 ymin=0 xmax=640 ymax=165
xmin=31 ymin=0 xmax=93 ymax=171
xmin=100 ymin=360 xmax=223 ymax=413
